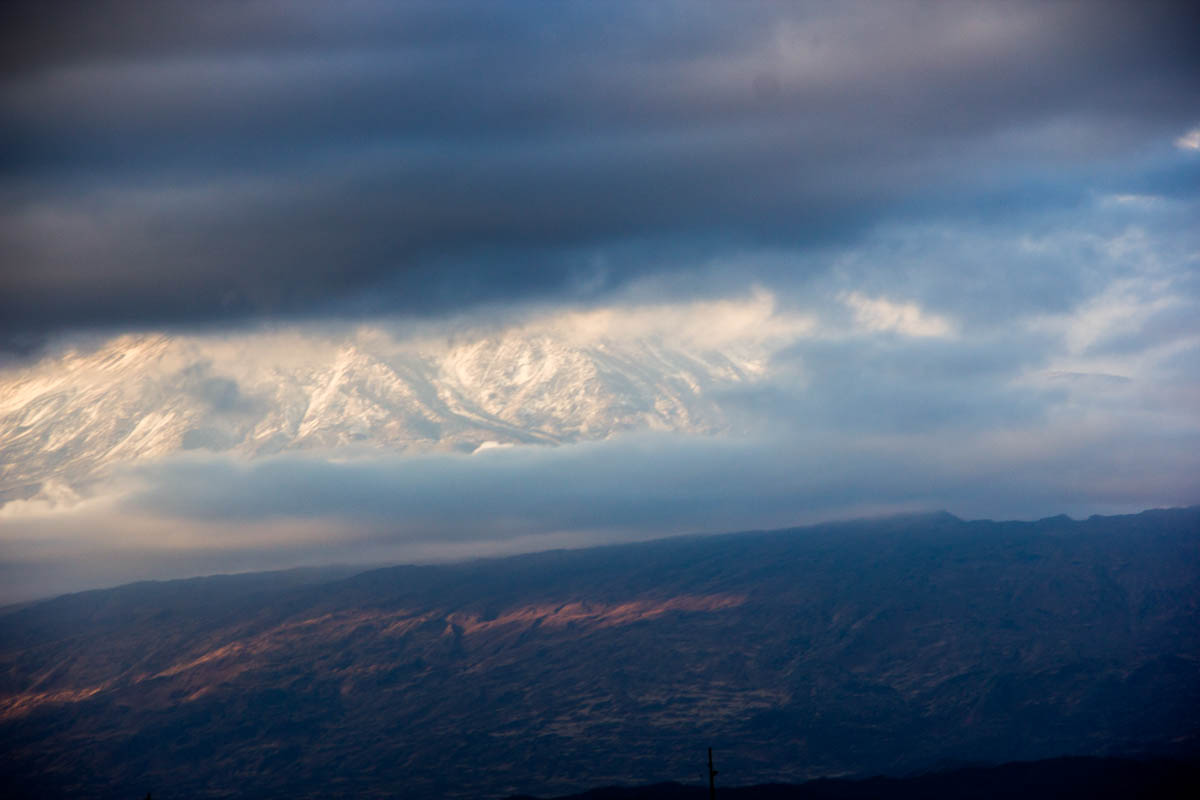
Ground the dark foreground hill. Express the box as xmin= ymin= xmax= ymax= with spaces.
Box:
xmin=510 ymin=756 xmax=1200 ymax=799
xmin=1 ymin=508 xmax=1198 ymax=798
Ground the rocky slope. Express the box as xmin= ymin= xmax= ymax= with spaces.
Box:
xmin=1 ymin=508 xmax=1197 ymax=799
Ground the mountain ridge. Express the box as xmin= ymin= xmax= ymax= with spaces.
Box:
xmin=0 ymin=325 xmax=770 ymax=502
xmin=2 ymin=507 xmax=1197 ymax=798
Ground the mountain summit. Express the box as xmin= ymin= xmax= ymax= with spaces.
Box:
xmin=0 ymin=317 xmax=778 ymax=502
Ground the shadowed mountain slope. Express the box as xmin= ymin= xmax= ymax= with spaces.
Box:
xmin=508 ymin=756 xmax=1200 ymax=799
xmin=1 ymin=508 xmax=1198 ymax=798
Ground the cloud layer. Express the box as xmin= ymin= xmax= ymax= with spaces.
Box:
xmin=2 ymin=2 xmax=1199 ymax=600
xmin=3 ymin=230 xmax=1198 ymax=600
xmin=3 ymin=0 xmax=1199 ymax=341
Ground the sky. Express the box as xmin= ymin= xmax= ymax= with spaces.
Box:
xmin=1 ymin=0 xmax=1199 ymax=600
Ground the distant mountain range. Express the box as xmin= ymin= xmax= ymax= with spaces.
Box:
xmin=0 ymin=325 xmax=767 ymax=502
xmin=2 ymin=508 xmax=1198 ymax=798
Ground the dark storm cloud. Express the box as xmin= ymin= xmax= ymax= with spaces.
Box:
xmin=3 ymin=0 xmax=1199 ymax=338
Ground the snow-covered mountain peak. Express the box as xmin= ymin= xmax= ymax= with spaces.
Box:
xmin=1 ymin=302 xmax=797 ymax=503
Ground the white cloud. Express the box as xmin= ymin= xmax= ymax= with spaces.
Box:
xmin=1028 ymin=275 xmax=1188 ymax=360
xmin=1176 ymin=126 xmax=1200 ymax=151
xmin=1097 ymin=193 xmax=1167 ymax=211
xmin=523 ymin=286 xmax=816 ymax=352
xmin=840 ymin=292 xmax=954 ymax=338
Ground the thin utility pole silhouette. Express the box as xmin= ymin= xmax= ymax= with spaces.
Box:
xmin=707 ymin=747 xmax=718 ymax=800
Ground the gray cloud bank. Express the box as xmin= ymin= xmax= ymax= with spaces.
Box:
xmin=3 ymin=0 xmax=1199 ymax=340
xmin=3 ymin=416 xmax=1196 ymax=603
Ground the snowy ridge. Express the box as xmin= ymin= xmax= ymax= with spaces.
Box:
xmin=0 ymin=322 xmax=774 ymax=501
